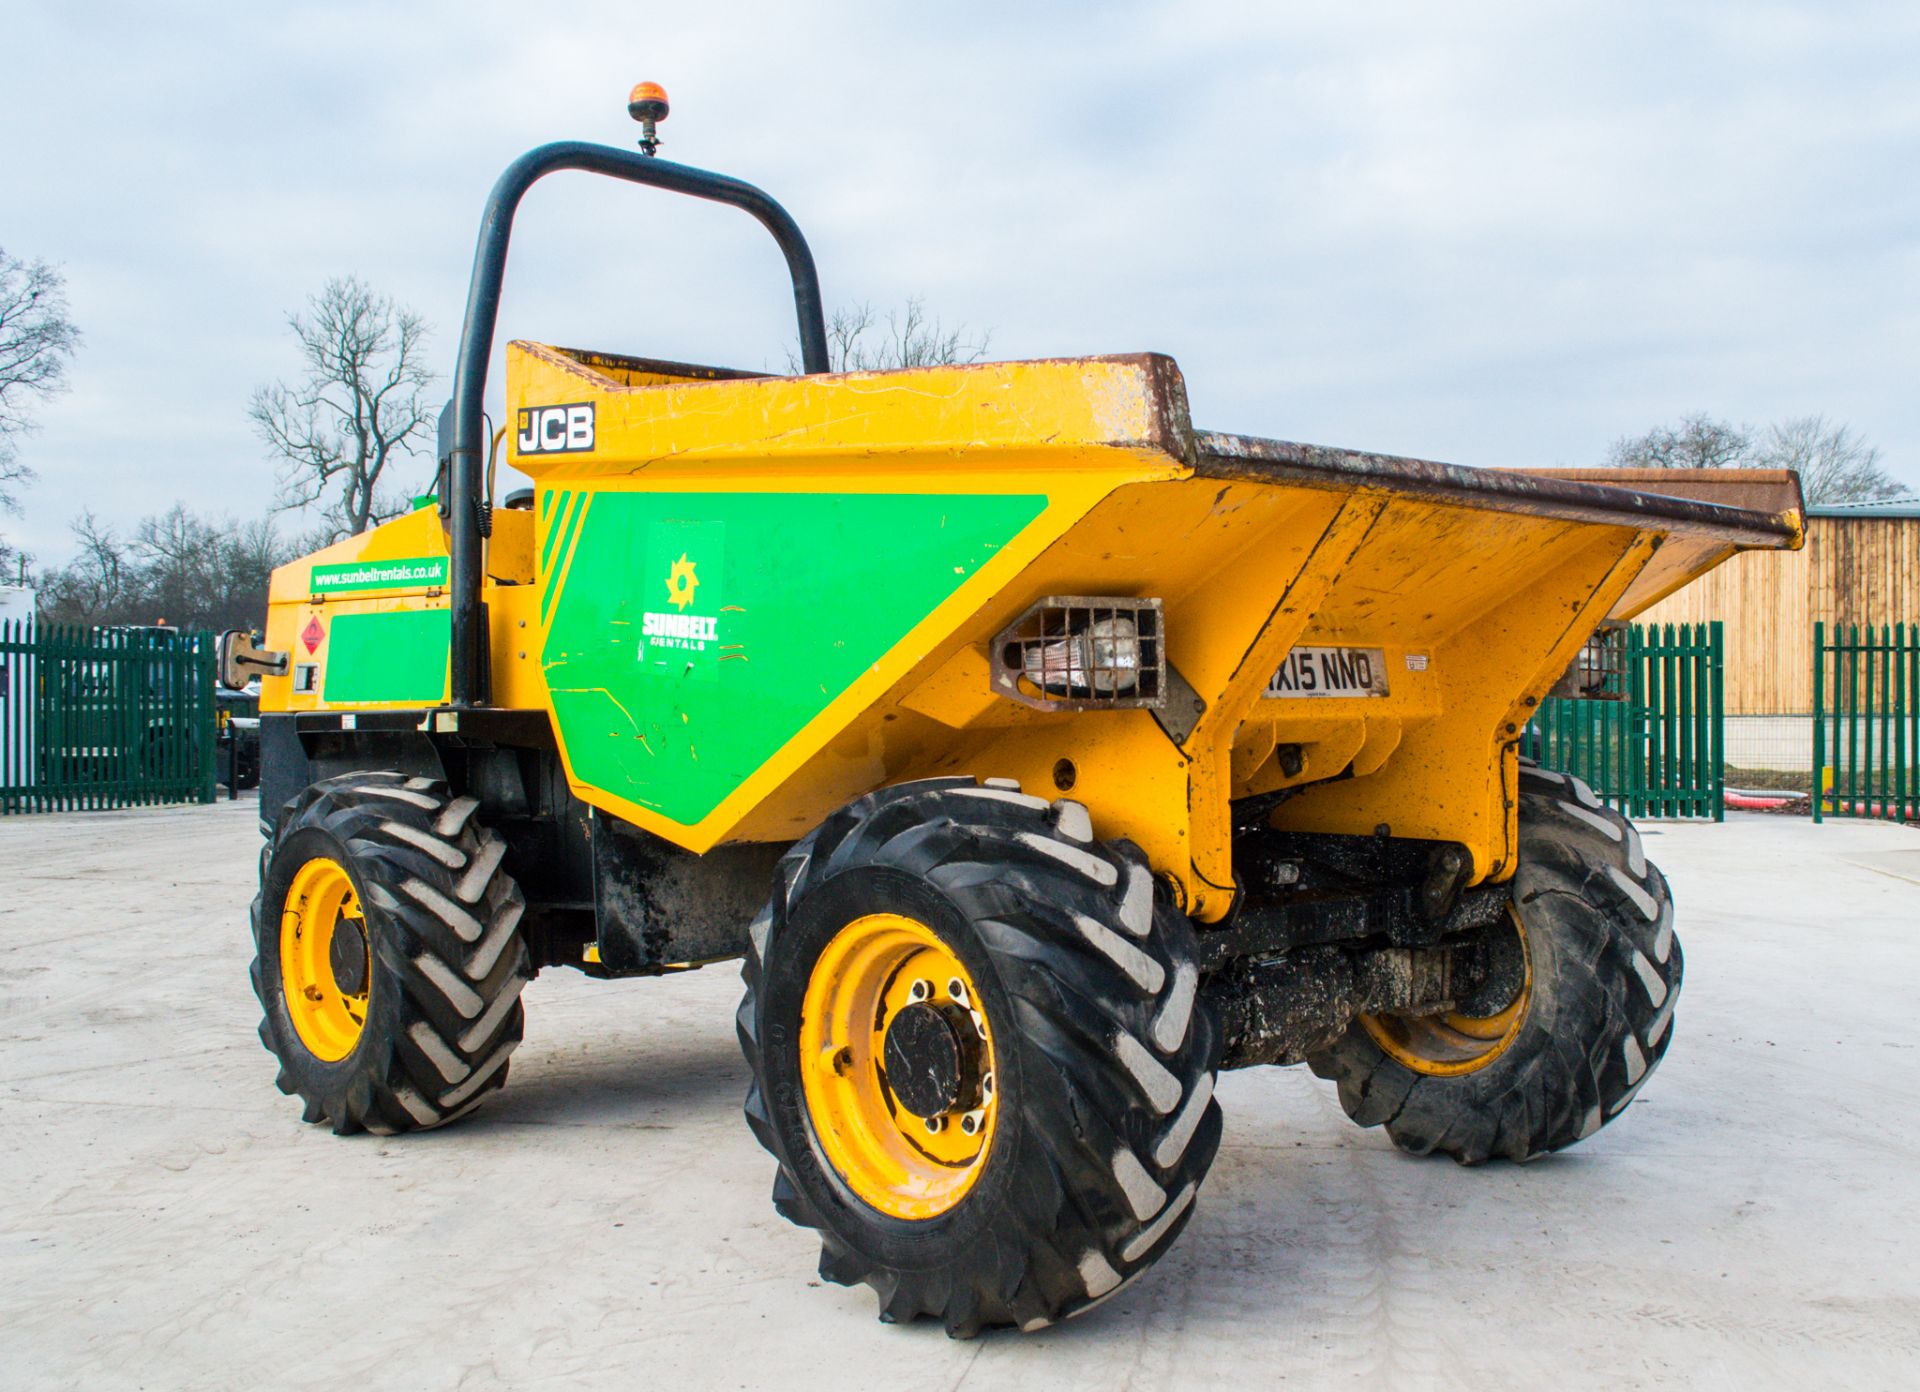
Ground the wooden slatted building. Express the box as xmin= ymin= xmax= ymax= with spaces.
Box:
xmin=1638 ymin=496 xmax=1920 ymax=715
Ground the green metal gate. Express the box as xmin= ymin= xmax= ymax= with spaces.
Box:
xmin=0 ymin=619 xmax=217 ymax=814
xmin=1813 ymin=623 xmax=1918 ymax=823
xmin=1528 ymin=621 xmax=1724 ymax=819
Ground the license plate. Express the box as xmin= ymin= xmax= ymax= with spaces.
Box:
xmin=1266 ymin=646 xmax=1391 ymax=699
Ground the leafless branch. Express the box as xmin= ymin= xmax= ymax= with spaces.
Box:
xmin=787 ymin=297 xmax=992 ymax=374
xmin=1605 ymin=411 xmax=1906 ymax=506
xmin=250 ymin=276 xmax=437 ymax=539
xmin=1751 ymin=415 xmax=1905 ymax=506
xmin=37 ymin=506 xmax=297 ymax=629
xmin=1605 ymin=413 xmax=1750 ymax=471
xmin=0 ymin=247 xmax=82 ymax=512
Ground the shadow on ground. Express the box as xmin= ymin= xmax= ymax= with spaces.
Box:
xmin=464 ymin=1030 xmax=752 ymax=1131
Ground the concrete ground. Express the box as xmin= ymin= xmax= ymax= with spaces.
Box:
xmin=3 ymin=801 xmax=1918 ymax=1391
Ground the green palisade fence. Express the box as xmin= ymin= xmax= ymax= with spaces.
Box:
xmin=0 ymin=619 xmax=217 ymax=814
xmin=1813 ymin=622 xmax=1918 ymax=824
xmin=1529 ymin=621 xmax=1724 ymax=820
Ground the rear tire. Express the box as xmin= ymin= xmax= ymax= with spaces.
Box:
xmin=251 ymin=772 xmax=530 ymax=1135
xmin=1308 ymin=764 xmax=1681 ymax=1162
xmin=738 ymin=779 xmax=1223 ymax=1336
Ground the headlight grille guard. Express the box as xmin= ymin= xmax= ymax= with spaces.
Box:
xmin=989 ymin=595 xmax=1166 ymax=712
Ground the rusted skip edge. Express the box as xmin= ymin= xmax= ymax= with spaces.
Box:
xmin=1194 ymin=430 xmax=1801 ymax=547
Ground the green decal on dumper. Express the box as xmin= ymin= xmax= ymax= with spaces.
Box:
xmin=324 ymin=609 xmax=452 ymax=705
xmin=543 ymin=491 xmax=1046 ymax=825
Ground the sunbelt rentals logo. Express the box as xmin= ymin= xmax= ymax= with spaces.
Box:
xmin=638 ymin=524 xmax=725 ymax=681
xmin=643 ymin=554 xmax=717 ymax=650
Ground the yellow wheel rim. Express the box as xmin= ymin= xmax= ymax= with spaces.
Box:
xmin=279 ymin=857 xmax=370 ymax=1062
xmin=1360 ymin=908 xmax=1533 ymax=1078
xmin=799 ymin=913 xmax=999 ymax=1221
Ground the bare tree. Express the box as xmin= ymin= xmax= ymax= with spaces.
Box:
xmin=36 ymin=511 xmax=129 ymax=623
xmin=219 ymin=515 xmax=289 ymax=599
xmin=131 ymin=504 xmax=217 ymax=625
xmin=1751 ymin=415 xmax=1904 ymax=506
xmin=791 ymin=297 xmax=992 ymax=373
xmin=1605 ymin=413 xmax=1750 ymax=471
xmin=250 ymin=277 xmax=436 ymax=540
xmin=0 ymin=536 xmax=29 ymax=585
xmin=38 ymin=507 xmax=293 ymax=629
xmin=0 ymin=248 xmax=82 ymax=513
xmin=1606 ymin=410 xmax=1908 ymax=506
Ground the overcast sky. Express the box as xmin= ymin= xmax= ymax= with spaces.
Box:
xmin=5 ymin=1 xmax=1917 ymax=565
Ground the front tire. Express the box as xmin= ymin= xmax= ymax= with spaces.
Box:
xmin=1308 ymin=764 xmax=1681 ymax=1162
xmin=251 ymin=773 xmax=531 ymax=1135
xmin=738 ymin=779 xmax=1223 ymax=1336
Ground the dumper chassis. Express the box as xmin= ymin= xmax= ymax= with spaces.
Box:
xmin=229 ymin=93 xmax=1802 ymax=1336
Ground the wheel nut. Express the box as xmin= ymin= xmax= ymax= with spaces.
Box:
xmin=909 ymin=979 xmax=932 ymax=1002
xmin=924 ymin=1115 xmax=946 ymax=1135
xmin=960 ymin=1110 xmax=984 ymax=1135
xmin=948 ymin=978 xmax=968 ymax=1004
xmin=982 ymin=1071 xmax=994 ymax=1097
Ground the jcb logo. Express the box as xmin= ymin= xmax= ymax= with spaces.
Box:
xmin=516 ymin=402 xmax=595 ymax=455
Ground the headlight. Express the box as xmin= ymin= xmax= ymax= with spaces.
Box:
xmin=1022 ymin=616 xmax=1144 ymax=695
xmin=992 ymin=597 xmax=1165 ymax=710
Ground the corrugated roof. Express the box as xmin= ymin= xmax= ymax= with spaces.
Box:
xmin=1807 ymin=497 xmax=1920 ymax=518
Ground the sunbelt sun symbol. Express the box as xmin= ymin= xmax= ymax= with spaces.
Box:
xmin=666 ymin=554 xmax=700 ymax=611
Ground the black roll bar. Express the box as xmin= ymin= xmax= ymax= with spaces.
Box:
xmin=442 ymin=141 xmax=829 ymax=707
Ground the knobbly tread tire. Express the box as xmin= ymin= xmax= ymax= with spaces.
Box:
xmin=1307 ymin=764 xmax=1682 ymax=1163
xmin=737 ymin=778 xmax=1224 ymax=1337
xmin=250 ymin=772 xmax=531 ymax=1136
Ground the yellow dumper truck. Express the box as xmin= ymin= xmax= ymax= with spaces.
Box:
xmin=227 ymin=93 xmax=1804 ymax=1335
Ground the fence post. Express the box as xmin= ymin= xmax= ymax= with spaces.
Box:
xmin=1812 ymin=622 xmax=1825 ymax=824
xmin=1849 ymin=622 xmax=1859 ymax=815
xmin=2 ymin=619 xmax=16 ymax=813
xmin=1709 ymin=621 xmax=1724 ymax=821
xmin=198 ymin=633 xmax=217 ymax=804
xmin=1680 ymin=624 xmax=1693 ymax=817
xmin=1879 ymin=623 xmax=1893 ymax=819
xmin=1907 ymin=624 xmax=1917 ymax=822
xmin=1660 ymin=624 xmax=1674 ymax=817
xmin=1866 ymin=624 xmax=1876 ymax=817
xmin=1910 ymin=622 xmax=1918 ymax=823
xmin=1895 ymin=622 xmax=1908 ymax=822
xmin=1894 ymin=622 xmax=1904 ymax=822
xmin=1627 ymin=625 xmax=1645 ymax=819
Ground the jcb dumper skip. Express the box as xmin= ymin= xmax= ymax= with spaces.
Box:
xmin=228 ymin=92 xmax=1804 ymax=1336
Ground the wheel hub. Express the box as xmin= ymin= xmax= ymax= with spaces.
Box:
xmin=279 ymin=856 xmax=371 ymax=1062
xmin=1360 ymin=905 xmax=1533 ymax=1077
xmin=1451 ymin=916 xmax=1526 ymax=1019
xmin=328 ymin=913 xmax=370 ymax=997
xmin=882 ymin=1001 xmax=983 ymax=1119
xmin=798 ymin=914 xmax=1000 ymax=1221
